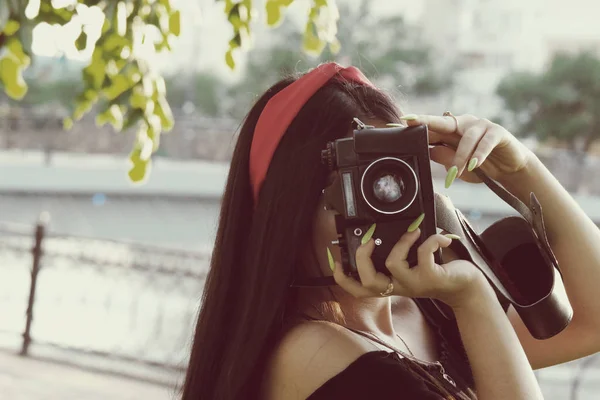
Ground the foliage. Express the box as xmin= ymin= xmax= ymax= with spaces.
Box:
xmin=497 ymin=51 xmax=600 ymax=152
xmin=223 ymin=0 xmax=340 ymax=69
xmin=0 ymin=0 xmax=180 ymax=182
xmin=165 ymin=72 xmax=226 ymax=117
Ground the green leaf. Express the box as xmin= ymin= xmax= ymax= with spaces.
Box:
xmin=102 ymin=32 xmax=128 ymax=52
xmin=145 ymin=114 xmax=162 ymax=136
xmin=129 ymin=87 xmax=147 ymax=109
xmin=145 ymin=120 xmax=161 ymax=151
xmin=96 ymin=104 xmax=124 ymax=130
xmin=154 ymin=95 xmax=174 ymax=131
xmin=128 ymin=149 xmax=151 ymax=182
xmin=83 ymin=49 xmax=107 ymax=89
xmin=83 ymin=88 xmax=99 ymax=102
xmin=104 ymin=74 xmax=132 ymax=100
xmin=63 ymin=117 xmax=74 ymax=130
xmin=329 ymin=37 xmax=341 ymax=55
xmin=225 ymin=48 xmax=236 ymax=70
xmin=158 ymin=0 xmax=173 ymax=13
xmin=227 ymin=4 xmax=243 ymax=29
xmin=122 ymin=108 xmax=144 ymax=131
xmin=75 ymin=30 xmax=87 ymax=51
xmin=101 ymin=17 xmax=110 ymax=34
xmin=73 ymin=100 xmax=93 ymax=120
xmin=229 ymin=33 xmax=241 ymax=49
xmin=0 ymin=56 xmax=28 ymax=99
xmin=38 ymin=2 xmax=75 ymax=25
xmin=154 ymin=36 xmax=171 ymax=51
xmin=6 ymin=37 xmax=30 ymax=65
xmin=169 ymin=10 xmax=180 ymax=36
xmin=302 ymin=22 xmax=325 ymax=56
xmin=3 ymin=19 xmax=20 ymax=36
xmin=266 ymin=1 xmax=283 ymax=27
xmin=224 ymin=0 xmax=236 ymax=14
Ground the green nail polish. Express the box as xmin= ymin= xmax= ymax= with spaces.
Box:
xmin=407 ymin=213 xmax=425 ymax=232
xmin=467 ymin=158 xmax=478 ymax=172
xmin=326 ymin=247 xmax=335 ymax=272
xmin=444 ymin=233 xmax=461 ymax=240
xmin=386 ymin=123 xmax=403 ymax=127
xmin=399 ymin=114 xmax=418 ymax=121
xmin=361 ymin=223 xmax=377 ymax=245
xmin=445 ymin=166 xmax=458 ymax=188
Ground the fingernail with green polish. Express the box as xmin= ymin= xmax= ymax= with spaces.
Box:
xmin=444 ymin=233 xmax=461 ymax=240
xmin=326 ymin=247 xmax=335 ymax=272
xmin=399 ymin=114 xmax=418 ymax=121
xmin=407 ymin=213 xmax=425 ymax=232
xmin=361 ymin=223 xmax=377 ymax=245
xmin=467 ymin=157 xmax=478 ymax=172
xmin=386 ymin=123 xmax=403 ymax=127
xmin=445 ymin=166 xmax=458 ymax=188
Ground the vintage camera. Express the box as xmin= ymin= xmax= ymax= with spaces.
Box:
xmin=321 ymin=120 xmax=440 ymax=279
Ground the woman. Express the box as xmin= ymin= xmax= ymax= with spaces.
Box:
xmin=181 ymin=63 xmax=600 ymax=399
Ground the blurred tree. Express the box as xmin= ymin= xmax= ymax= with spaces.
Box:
xmin=18 ymin=78 xmax=84 ymax=107
xmin=227 ymin=0 xmax=452 ymax=119
xmin=165 ymin=71 xmax=226 ymax=117
xmin=328 ymin=0 xmax=452 ymax=97
xmin=497 ymin=51 xmax=600 ymax=153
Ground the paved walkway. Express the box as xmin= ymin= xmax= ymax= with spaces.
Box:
xmin=0 ymin=351 xmax=176 ymax=400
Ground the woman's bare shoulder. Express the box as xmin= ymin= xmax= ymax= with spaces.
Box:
xmin=262 ymin=320 xmax=377 ymax=400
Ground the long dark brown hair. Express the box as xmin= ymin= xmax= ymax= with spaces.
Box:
xmin=181 ymin=71 xmax=474 ymax=400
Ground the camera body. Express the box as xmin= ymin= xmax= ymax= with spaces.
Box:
xmin=321 ymin=123 xmax=440 ymax=279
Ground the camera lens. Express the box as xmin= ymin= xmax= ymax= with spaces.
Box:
xmin=372 ymin=173 xmax=405 ymax=203
xmin=361 ymin=157 xmax=418 ymax=215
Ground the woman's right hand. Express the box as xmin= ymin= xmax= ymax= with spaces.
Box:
xmin=333 ymin=229 xmax=545 ymax=399
xmin=332 ymin=229 xmax=487 ymax=309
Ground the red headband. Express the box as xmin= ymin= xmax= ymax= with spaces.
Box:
xmin=249 ymin=62 xmax=374 ymax=203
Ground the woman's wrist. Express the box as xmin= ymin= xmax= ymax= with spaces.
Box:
xmin=449 ymin=274 xmax=498 ymax=315
xmin=495 ymin=153 xmax=550 ymax=203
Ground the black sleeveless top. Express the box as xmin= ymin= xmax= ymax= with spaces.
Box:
xmin=306 ymin=299 xmax=476 ymax=399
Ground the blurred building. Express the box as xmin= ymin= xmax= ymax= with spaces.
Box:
xmin=418 ymin=0 xmax=600 ymax=118
xmin=419 ymin=0 xmax=544 ymax=117
xmin=0 ymin=113 xmax=238 ymax=161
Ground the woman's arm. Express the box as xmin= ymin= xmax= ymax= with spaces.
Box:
xmin=500 ymin=154 xmax=600 ymax=368
xmin=402 ymin=113 xmax=600 ymax=368
xmin=453 ymin=277 xmax=544 ymax=400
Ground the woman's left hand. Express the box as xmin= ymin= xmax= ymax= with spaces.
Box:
xmin=400 ymin=114 xmax=535 ymax=185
